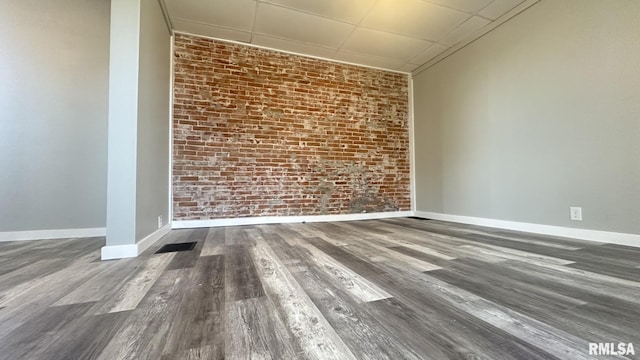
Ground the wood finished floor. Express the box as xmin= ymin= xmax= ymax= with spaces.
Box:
xmin=1 ymin=218 xmax=639 ymax=359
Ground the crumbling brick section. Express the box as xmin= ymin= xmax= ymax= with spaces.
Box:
xmin=172 ymin=33 xmax=411 ymax=220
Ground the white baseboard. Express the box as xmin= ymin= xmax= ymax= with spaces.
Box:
xmin=137 ymin=224 xmax=171 ymax=255
xmin=414 ymin=211 xmax=640 ymax=248
xmin=172 ymin=211 xmax=414 ymax=229
xmin=101 ymin=244 xmax=138 ymax=260
xmin=0 ymin=227 xmax=106 ymax=242
xmin=101 ymin=224 xmax=171 ymax=260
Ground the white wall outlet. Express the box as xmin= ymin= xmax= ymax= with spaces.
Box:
xmin=158 ymin=215 xmax=163 ymax=229
xmin=570 ymin=207 xmax=582 ymax=221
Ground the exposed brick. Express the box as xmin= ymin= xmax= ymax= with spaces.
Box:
xmin=172 ymin=33 xmax=410 ymax=219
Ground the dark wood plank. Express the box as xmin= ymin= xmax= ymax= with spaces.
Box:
xmin=367 ymin=296 xmax=561 ymax=360
xmin=567 ymin=261 xmax=640 ymax=281
xmin=200 ymin=227 xmax=225 ymax=256
xmin=162 ymin=255 xmax=225 ymax=357
xmin=304 ymin=237 xmax=388 ymax=280
xmin=225 ymin=297 xmax=300 ymax=359
xmin=166 ymin=228 xmax=208 ymax=270
xmin=494 ymin=260 xmax=640 ymax=318
xmin=0 ymin=259 xmax=70 ymax=290
xmin=225 ymin=245 xmax=265 ymax=301
xmin=224 ymin=226 xmax=257 ymax=247
xmin=38 ymin=311 xmax=129 ymax=360
xmin=0 ymin=302 xmax=97 ymax=359
xmin=428 ymin=261 xmax=586 ymax=314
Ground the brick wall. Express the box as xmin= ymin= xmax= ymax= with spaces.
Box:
xmin=173 ymin=33 xmax=410 ymax=220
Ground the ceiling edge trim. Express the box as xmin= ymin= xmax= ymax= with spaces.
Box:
xmin=411 ymin=0 xmax=541 ymax=77
xmin=173 ymin=30 xmax=411 ymax=76
xmin=157 ymin=0 xmax=174 ymax=36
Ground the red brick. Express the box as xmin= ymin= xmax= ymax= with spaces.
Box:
xmin=172 ymin=33 xmax=410 ymax=220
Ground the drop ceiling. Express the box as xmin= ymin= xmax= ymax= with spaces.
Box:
xmin=163 ymin=0 xmax=539 ymax=73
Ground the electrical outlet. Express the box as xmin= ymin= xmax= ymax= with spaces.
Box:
xmin=570 ymin=207 xmax=582 ymax=221
xmin=158 ymin=215 xmax=163 ymax=229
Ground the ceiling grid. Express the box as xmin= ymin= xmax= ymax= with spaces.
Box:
xmin=164 ymin=0 xmax=539 ymax=72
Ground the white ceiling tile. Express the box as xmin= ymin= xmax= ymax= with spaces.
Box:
xmin=258 ymin=0 xmax=376 ymax=24
xmin=341 ymin=28 xmax=433 ymax=62
xmin=254 ymin=3 xmax=355 ymax=48
xmin=172 ymin=19 xmax=252 ymax=43
xmin=422 ymin=0 xmax=495 ymax=13
xmin=165 ymin=0 xmax=538 ymax=71
xmin=439 ymin=16 xmax=491 ymax=46
xmin=408 ymin=43 xmax=449 ymax=65
xmin=479 ymin=0 xmax=525 ymax=20
xmin=165 ymin=0 xmax=256 ymax=31
xmin=333 ymin=51 xmax=406 ymax=71
xmin=252 ymin=35 xmax=338 ymax=59
xmin=361 ymin=0 xmax=470 ymax=42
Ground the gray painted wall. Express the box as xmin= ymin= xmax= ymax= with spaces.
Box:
xmin=413 ymin=0 xmax=640 ymax=235
xmin=135 ymin=0 xmax=171 ymax=241
xmin=106 ymin=0 xmax=171 ymax=247
xmin=0 ymin=0 xmax=110 ymax=232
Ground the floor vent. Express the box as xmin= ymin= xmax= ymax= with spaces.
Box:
xmin=156 ymin=242 xmax=197 ymax=254
xmin=408 ymin=216 xmax=430 ymax=220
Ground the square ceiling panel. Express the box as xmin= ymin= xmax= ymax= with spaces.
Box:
xmin=252 ymin=34 xmax=338 ymax=59
xmin=333 ymin=50 xmax=406 ymax=71
xmin=165 ymin=0 xmax=256 ymax=31
xmin=342 ymin=27 xmax=433 ymax=62
xmin=361 ymin=0 xmax=470 ymax=42
xmin=165 ymin=0 xmax=541 ymax=72
xmin=254 ymin=3 xmax=355 ymax=48
xmin=259 ymin=0 xmax=377 ymax=24
xmin=172 ymin=19 xmax=252 ymax=43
